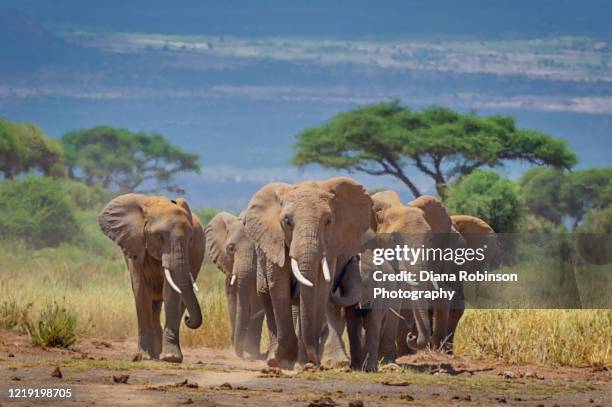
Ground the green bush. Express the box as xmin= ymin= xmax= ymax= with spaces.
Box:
xmin=582 ymin=207 xmax=612 ymax=233
xmin=446 ymin=170 xmax=524 ymax=233
xmin=25 ymin=302 xmax=81 ymax=348
xmin=58 ymin=179 xmax=111 ymax=211
xmin=0 ymin=177 xmax=81 ymax=248
xmin=194 ymin=207 xmax=222 ymax=225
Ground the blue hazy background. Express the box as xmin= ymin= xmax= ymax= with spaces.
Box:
xmin=0 ymin=0 xmax=610 ymax=209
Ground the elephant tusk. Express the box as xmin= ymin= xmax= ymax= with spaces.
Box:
xmin=164 ymin=268 xmax=182 ymax=294
xmin=230 ymin=274 xmax=237 ymax=286
xmin=291 ymin=258 xmax=313 ymax=287
xmin=431 ymin=279 xmax=439 ymax=291
xmin=189 ymin=272 xmax=199 ymax=292
xmin=250 ymin=309 xmax=265 ymax=320
xmin=321 ymin=256 xmax=331 ymax=282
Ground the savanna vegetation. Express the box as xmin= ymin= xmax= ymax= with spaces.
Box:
xmin=0 ymin=109 xmax=610 ymax=367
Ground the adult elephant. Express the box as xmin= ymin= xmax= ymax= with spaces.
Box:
xmin=98 ymin=194 xmax=204 ymax=363
xmin=407 ymin=195 xmax=466 ymax=353
xmin=451 ymin=215 xmax=498 ymax=310
xmin=331 ymin=190 xmax=434 ymax=371
xmin=243 ymin=177 xmax=372 ymax=368
xmin=205 ymin=212 xmax=264 ymax=359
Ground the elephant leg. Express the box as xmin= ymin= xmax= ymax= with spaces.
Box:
xmin=431 ymin=304 xmax=449 ymax=351
xmin=244 ymin=297 xmax=264 ymax=359
xmin=268 ymin=270 xmax=298 ymax=369
xmin=160 ymin=283 xmax=186 ymax=363
xmin=446 ymin=304 xmax=465 ymax=353
xmin=379 ymin=309 xmax=400 ymax=364
xmin=323 ymin=303 xmax=348 ymax=365
xmin=345 ymin=305 xmax=364 ymax=371
xmin=363 ymin=308 xmax=383 ymax=372
xmin=259 ymin=292 xmax=279 ymax=366
xmin=151 ymin=300 xmax=163 ymax=358
xmin=129 ymin=267 xmax=157 ymax=360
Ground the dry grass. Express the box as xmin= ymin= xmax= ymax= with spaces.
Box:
xmin=455 ymin=309 xmax=612 ymax=366
xmin=1 ymin=242 xmax=610 ymax=366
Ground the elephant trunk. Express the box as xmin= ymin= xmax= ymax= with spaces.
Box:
xmin=291 ymin=226 xmax=325 ymax=365
xmin=406 ymin=303 xmax=431 ymax=351
xmin=330 ymin=258 xmax=361 ymax=307
xmin=231 ymin=250 xmax=257 ymax=357
xmin=404 ymin=257 xmax=431 ymax=351
xmin=163 ymin=241 xmax=202 ymax=330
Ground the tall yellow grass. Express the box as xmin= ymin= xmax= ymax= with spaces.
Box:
xmin=1 ymin=243 xmax=610 ymax=366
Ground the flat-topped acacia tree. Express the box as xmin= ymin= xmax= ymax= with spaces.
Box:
xmin=62 ymin=126 xmax=200 ymax=194
xmin=292 ymin=102 xmax=577 ymax=199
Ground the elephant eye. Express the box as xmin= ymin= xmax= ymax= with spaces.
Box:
xmin=156 ymin=233 xmax=164 ymax=242
xmin=325 ymin=218 xmax=332 ymax=226
xmin=283 ymin=215 xmax=293 ymax=227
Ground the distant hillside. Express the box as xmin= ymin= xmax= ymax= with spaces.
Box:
xmin=2 ymin=0 xmax=612 ymax=40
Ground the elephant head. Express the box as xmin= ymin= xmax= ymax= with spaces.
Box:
xmin=244 ymin=177 xmax=372 ymax=364
xmin=99 ymin=194 xmax=203 ymax=330
xmin=371 ymin=192 xmax=436 ymax=350
xmin=205 ymin=211 xmax=258 ymax=357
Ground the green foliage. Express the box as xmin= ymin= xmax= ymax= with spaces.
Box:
xmin=582 ymin=207 xmax=612 ymax=233
xmin=519 ymin=168 xmax=566 ymax=224
xmin=0 ymin=117 xmax=64 ymax=179
xmin=62 ymin=126 xmax=200 ymax=193
xmin=194 ymin=207 xmax=221 ymax=225
xmin=561 ymin=168 xmax=612 ymax=227
xmin=520 ymin=167 xmax=612 ymax=228
xmin=446 ymin=170 xmax=524 ymax=233
xmin=57 ymin=178 xmax=112 ymax=211
xmin=0 ymin=177 xmax=81 ymax=248
xmin=293 ymin=102 xmax=577 ymax=198
xmin=25 ymin=302 xmax=81 ymax=347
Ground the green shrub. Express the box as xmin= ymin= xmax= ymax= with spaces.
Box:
xmin=194 ymin=207 xmax=222 ymax=225
xmin=0 ymin=177 xmax=81 ymax=248
xmin=446 ymin=170 xmax=524 ymax=233
xmin=58 ymin=179 xmax=111 ymax=211
xmin=25 ymin=302 xmax=81 ymax=347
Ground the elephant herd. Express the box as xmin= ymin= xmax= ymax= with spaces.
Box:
xmin=98 ymin=177 xmax=497 ymax=371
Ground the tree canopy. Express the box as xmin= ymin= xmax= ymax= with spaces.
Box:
xmin=61 ymin=126 xmax=200 ymax=194
xmin=0 ymin=118 xmax=64 ymax=179
xmin=520 ymin=167 xmax=612 ymax=228
xmin=446 ymin=170 xmax=523 ymax=233
xmin=293 ymin=102 xmax=577 ymax=198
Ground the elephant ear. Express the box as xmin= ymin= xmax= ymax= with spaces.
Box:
xmin=174 ymin=198 xmax=193 ymax=224
xmin=98 ymin=194 xmax=148 ymax=264
xmin=320 ymin=177 xmax=373 ymax=257
xmin=189 ymin=211 xmax=206 ymax=274
xmin=205 ymin=212 xmax=236 ymax=274
xmin=451 ymin=215 xmax=495 ymax=234
xmin=244 ymin=182 xmax=292 ymax=267
xmin=408 ymin=195 xmax=452 ymax=233
xmin=371 ymin=190 xmax=403 ymax=230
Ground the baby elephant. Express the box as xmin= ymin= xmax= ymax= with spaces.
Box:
xmin=206 ymin=212 xmax=264 ymax=359
xmin=99 ymin=194 xmax=205 ymax=363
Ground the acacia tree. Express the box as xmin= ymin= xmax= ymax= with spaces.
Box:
xmin=62 ymin=126 xmax=200 ymax=194
xmin=293 ymin=102 xmax=577 ymax=198
xmin=0 ymin=118 xmax=64 ymax=179
xmin=520 ymin=167 xmax=612 ymax=228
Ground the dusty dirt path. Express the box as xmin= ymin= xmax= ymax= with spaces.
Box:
xmin=0 ymin=331 xmax=609 ymax=406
